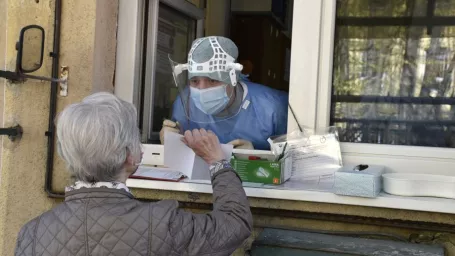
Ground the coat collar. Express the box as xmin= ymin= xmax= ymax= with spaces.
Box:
xmin=65 ymin=187 xmax=135 ymax=201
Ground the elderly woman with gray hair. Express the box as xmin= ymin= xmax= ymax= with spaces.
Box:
xmin=15 ymin=92 xmax=252 ymax=256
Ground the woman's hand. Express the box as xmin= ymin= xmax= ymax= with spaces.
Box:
xmin=182 ymin=129 xmax=225 ymax=165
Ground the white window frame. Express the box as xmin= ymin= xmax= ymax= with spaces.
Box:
xmin=115 ymin=0 xmax=145 ymax=107
xmin=115 ymin=0 xmax=455 ymax=213
xmin=142 ymin=0 xmax=204 ymax=142
xmin=292 ymin=0 xmax=455 ymax=176
xmin=115 ymin=0 xmax=204 ymax=141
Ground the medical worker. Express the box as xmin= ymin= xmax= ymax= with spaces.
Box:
xmin=160 ymin=36 xmax=288 ymax=150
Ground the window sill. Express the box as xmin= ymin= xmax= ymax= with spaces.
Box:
xmin=126 ymin=178 xmax=455 ymax=215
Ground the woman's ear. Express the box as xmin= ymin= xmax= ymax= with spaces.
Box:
xmin=125 ymin=151 xmax=143 ymax=167
xmin=125 ymin=153 xmax=135 ymax=166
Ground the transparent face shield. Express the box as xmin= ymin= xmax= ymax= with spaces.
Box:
xmin=169 ymin=53 xmax=244 ymax=124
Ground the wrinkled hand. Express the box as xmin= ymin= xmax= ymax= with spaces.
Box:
xmin=159 ymin=119 xmax=180 ymax=144
xmin=182 ymin=129 xmax=225 ymax=165
xmin=228 ymin=139 xmax=254 ymax=150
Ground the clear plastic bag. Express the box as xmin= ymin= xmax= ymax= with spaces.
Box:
xmin=268 ymin=127 xmax=340 ymax=156
xmin=267 ymin=129 xmax=308 ymax=157
xmin=267 ymin=126 xmax=343 ymax=182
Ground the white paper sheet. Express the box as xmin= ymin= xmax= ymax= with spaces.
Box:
xmin=163 ymin=131 xmax=195 ymax=177
xmin=164 ymin=131 xmax=234 ymax=180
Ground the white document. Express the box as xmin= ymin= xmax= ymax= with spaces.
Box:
xmin=164 ymin=131 xmax=234 ymax=180
xmin=163 ymin=131 xmax=196 ymax=178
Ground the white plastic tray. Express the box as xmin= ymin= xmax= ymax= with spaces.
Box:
xmin=383 ymin=173 xmax=455 ymax=199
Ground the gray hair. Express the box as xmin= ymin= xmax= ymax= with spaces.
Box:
xmin=56 ymin=92 xmax=142 ymax=183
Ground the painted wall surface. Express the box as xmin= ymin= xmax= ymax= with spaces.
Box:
xmin=0 ymin=0 xmax=455 ymax=255
xmin=0 ymin=0 xmax=6 ymax=185
xmin=205 ymin=0 xmax=231 ymax=36
xmin=0 ymin=0 xmax=118 ymax=255
xmin=51 ymin=0 xmax=119 ymax=193
xmin=0 ymin=1 xmax=58 ymax=255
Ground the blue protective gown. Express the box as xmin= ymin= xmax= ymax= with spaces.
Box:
xmin=171 ymin=81 xmax=289 ymax=150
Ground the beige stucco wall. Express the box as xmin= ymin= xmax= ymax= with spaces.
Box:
xmin=0 ymin=0 xmax=455 ymax=255
xmin=0 ymin=0 xmax=6 ymax=185
xmin=0 ymin=0 xmax=118 ymax=255
xmin=0 ymin=1 xmax=57 ymax=255
xmin=52 ymin=0 xmax=119 ymax=193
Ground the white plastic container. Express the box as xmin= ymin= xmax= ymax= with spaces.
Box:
xmin=382 ymin=173 xmax=455 ymax=199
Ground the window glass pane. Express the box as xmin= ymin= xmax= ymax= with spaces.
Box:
xmin=435 ymin=0 xmax=455 ymax=16
xmin=331 ymin=0 xmax=455 ymax=148
xmin=143 ymin=0 xmax=293 ymax=149
xmin=149 ymin=4 xmax=196 ymax=143
xmin=337 ymin=0 xmax=427 ymax=17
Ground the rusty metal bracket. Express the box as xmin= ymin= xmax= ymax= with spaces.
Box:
xmin=59 ymin=66 xmax=68 ymax=96
xmin=0 ymin=125 xmax=23 ymax=141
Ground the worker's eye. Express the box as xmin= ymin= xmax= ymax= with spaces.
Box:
xmin=190 ymin=79 xmax=198 ymax=86
xmin=209 ymin=79 xmax=218 ymax=85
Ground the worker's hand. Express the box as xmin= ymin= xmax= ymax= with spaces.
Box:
xmin=228 ymin=139 xmax=254 ymax=150
xmin=182 ymin=129 xmax=225 ymax=165
xmin=159 ymin=119 xmax=180 ymax=144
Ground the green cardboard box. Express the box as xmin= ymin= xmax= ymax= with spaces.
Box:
xmin=230 ymin=153 xmax=292 ymax=185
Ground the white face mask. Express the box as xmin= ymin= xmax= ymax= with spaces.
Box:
xmin=190 ymin=85 xmax=230 ymax=115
